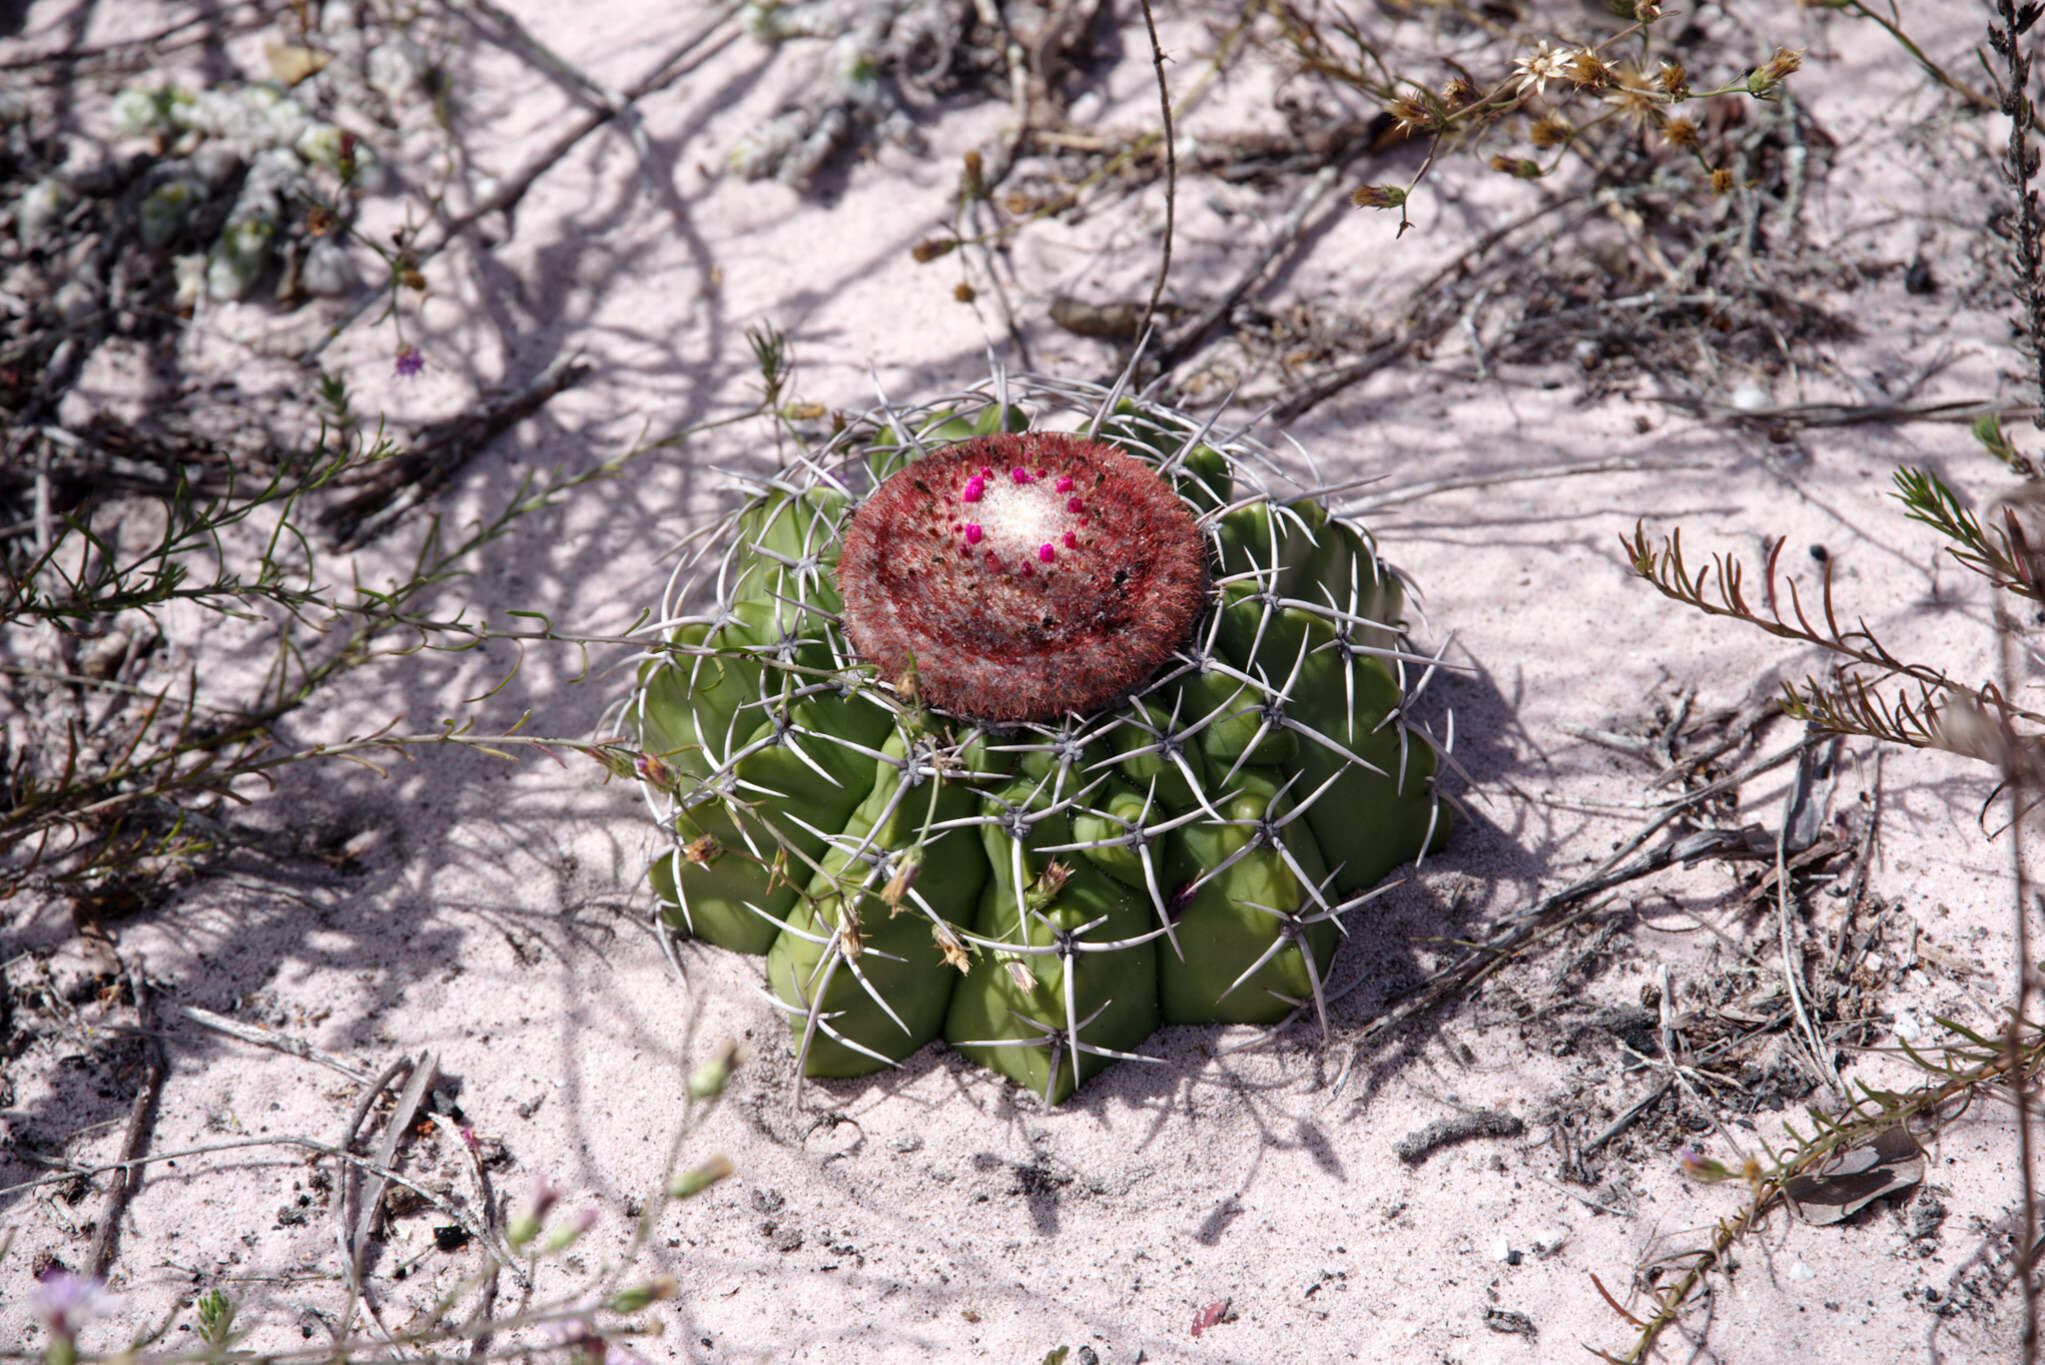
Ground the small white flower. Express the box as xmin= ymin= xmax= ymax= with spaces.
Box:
xmin=1513 ymin=42 xmax=1571 ymax=97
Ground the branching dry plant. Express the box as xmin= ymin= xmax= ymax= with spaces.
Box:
xmin=1 ymin=1035 xmax=743 ymax=1365
xmin=1610 ymin=3 xmax=2045 ymax=1357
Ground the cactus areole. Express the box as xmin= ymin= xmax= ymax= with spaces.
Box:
xmin=837 ymin=432 xmax=1209 ymax=721
xmin=629 ymin=370 xmax=1450 ymax=1106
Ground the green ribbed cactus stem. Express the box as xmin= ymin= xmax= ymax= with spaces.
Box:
xmin=944 ymin=763 xmax=1162 ymax=1104
xmin=1160 ymin=769 xmax=1339 ymax=1028
xmin=766 ymin=729 xmax=991 ymax=1076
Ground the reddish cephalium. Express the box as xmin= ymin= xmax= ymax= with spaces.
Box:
xmin=837 ymin=431 xmax=1209 ymax=720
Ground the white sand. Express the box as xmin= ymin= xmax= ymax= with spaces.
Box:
xmin=2 ymin=2 xmax=2034 ymax=1361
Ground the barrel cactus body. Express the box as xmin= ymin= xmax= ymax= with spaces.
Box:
xmin=628 ymin=366 xmax=1450 ymax=1104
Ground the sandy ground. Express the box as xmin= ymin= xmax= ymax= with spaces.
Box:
xmin=3 ymin=1 xmax=2041 ymax=1361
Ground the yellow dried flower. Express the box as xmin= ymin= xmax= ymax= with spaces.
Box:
xmin=1603 ymin=84 xmax=1659 ymax=129
xmin=932 ymin=923 xmax=971 ymax=972
xmin=1763 ymin=47 xmax=1803 ymax=83
xmin=1655 ymin=59 xmax=1686 ymax=95
xmin=1440 ymin=76 xmax=1479 ymax=110
xmin=1529 ymin=114 xmax=1573 ymax=149
xmin=1565 ymin=49 xmax=1613 ymax=90
xmin=1662 ymin=117 xmax=1699 ymax=150
xmin=1748 ymin=47 xmax=1803 ymax=95
xmin=1388 ymin=95 xmax=1434 ymax=135
xmin=1708 ymin=168 xmax=1735 ymax=195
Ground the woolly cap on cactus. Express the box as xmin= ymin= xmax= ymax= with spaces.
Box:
xmin=837 ymin=432 xmax=1209 ymax=721
xmin=627 ymin=361 xmax=1452 ymax=1106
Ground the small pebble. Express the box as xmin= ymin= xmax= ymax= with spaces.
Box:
xmin=1730 ymin=379 xmax=1771 ymax=413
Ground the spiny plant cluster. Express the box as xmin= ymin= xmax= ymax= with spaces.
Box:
xmin=104 ymin=77 xmax=383 ymax=306
xmin=628 ymin=360 xmax=1452 ymax=1104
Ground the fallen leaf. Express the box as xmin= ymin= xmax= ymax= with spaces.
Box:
xmin=1784 ymin=1126 xmax=1924 ymax=1226
xmin=265 ymin=43 xmax=331 ymax=86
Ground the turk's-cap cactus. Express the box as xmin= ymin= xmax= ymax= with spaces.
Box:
xmin=628 ymin=365 xmax=1452 ymax=1104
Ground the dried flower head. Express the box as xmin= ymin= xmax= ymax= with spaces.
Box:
xmin=1440 ymin=75 xmax=1479 ymax=110
xmin=1708 ymin=168 xmax=1736 ymax=195
xmin=932 ymin=922 xmax=971 ymax=971
xmin=1489 ymin=154 xmax=1544 ymax=180
xmin=1603 ymin=82 xmax=1660 ymax=129
xmin=1350 ymin=183 xmax=1408 ymax=209
xmin=1529 ymin=114 xmax=1573 ymax=150
xmin=1662 ymin=116 xmax=1700 ymax=151
xmin=1655 ymin=59 xmax=1687 ymax=95
xmin=1564 ymin=48 xmax=1613 ymax=90
xmin=1752 ymin=47 xmax=1803 ymax=93
xmin=880 ymin=850 xmax=922 ymax=910
xmin=1388 ymin=94 xmax=1435 ymax=136
xmin=633 ymin=751 xmax=675 ymax=791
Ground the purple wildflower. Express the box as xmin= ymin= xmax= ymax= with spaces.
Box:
xmin=508 ymin=1173 xmax=563 ymax=1248
xmin=554 ymin=1315 xmax=606 ymax=1365
xmin=1676 ymin=1146 xmax=1731 ymax=1182
xmin=36 ymin=1270 xmax=105 ymax=1337
xmin=393 ymin=345 xmax=425 ymax=379
xmin=544 ymin=1206 xmax=599 ymax=1251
